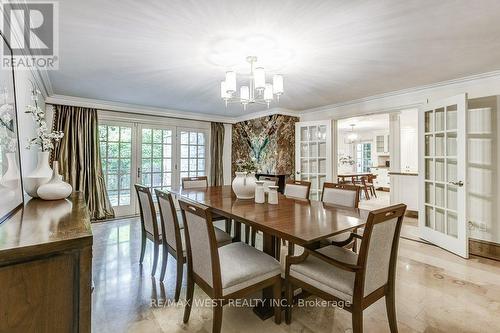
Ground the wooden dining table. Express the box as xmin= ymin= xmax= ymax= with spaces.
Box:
xmin=337 ymin=172 xmax=373 ymax=183
xmin=169 ymin=185 xmax=368 ymax=319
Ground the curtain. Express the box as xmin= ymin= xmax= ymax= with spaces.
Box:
xmin=210 ymin=122 xmax=225 ymax=186
xmin=52 ymin=105 xmax=115 ymax=220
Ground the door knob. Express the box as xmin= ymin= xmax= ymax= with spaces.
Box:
xmin=449 ymin=180 xmax=464 ymax=187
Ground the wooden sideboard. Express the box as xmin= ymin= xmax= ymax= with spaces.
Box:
xmin=0 ymin=192 xmax=92 ymax=333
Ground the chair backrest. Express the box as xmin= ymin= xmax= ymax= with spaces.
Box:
xmin=259 ymin=176 xmax=278 ymax=192
xmin=179 ymin=199 xmax=222 ymax=292
xmin=321 ymin=183 xmax=360 ymax=208
xmin=134 ymin=184 xmax=159 ymax=238
xmin=284 ymin=180 xmax=311 ymax=199
xmin=355 ymin=204 xmax=406 ymax=298
xmin=155 ymin=189 xmax=182 ymax=254
xmin=182 ymin=176 xmax=208 ymax=189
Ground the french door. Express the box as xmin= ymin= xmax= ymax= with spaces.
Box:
xmin=418 ymin=94 xmax=468 ymax=258
xmin=295 ymin=120 xmax=332 ymax=200
xmin=99 ymin=121 xmax=208 ymax=217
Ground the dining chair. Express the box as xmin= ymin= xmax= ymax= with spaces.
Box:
xmin=155 ymin=189 xmax=232 ymax=302
xmin=321 ymin=183 xmax=363 ymax=251
xmin=285 ymin=204 xmax=407 ymax=333
xmin=181 ymin=176 xmax=233 ymax=235
xmin=258 ymin=175 xmax=278 ymax=192
xmin=284 ymin=180 xmax=311 ymax=199
xmin=179 ymin=199 xmax=282 ymax=333
xmin=358 ymin=176 xmax=371 ymax=200
xmin=366 ymin=174 xmax=377 ymax=197
xmin=135 ymin=184 xmax=163 ymax=276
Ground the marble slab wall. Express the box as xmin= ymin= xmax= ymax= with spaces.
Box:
xmin=232 ymin=114 xmax=299 ymax=176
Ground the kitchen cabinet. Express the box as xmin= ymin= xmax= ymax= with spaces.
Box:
xmin=371 ymin=167 xmax=390 ymax=189
xmin=375 ymin=133 xmax=390 ymax=155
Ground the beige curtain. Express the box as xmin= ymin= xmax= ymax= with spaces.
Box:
xmin=210 ymin=122 xmax=225 ymax=186
xmin=52 ymin=105 xmax=115 ymax=220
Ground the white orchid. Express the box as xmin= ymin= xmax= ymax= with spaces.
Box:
xmin=25 ymin=90 xmax=64 ymax=152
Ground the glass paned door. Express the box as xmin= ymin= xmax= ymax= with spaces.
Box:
xmin=419 ymin=94 xmax=468 ymax=258
xmin=295 ymin=120 xmax=331 ymax=200
xmin=99 ymin=122 xmax=136 ymax=216
xmin=178 ymin=128 xmax=207 ymax=180
xmin=138 ymin=125 xmax=175 ymax=196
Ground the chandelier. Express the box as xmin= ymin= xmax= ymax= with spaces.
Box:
xmin=220 ymin=56 xmax=284 ymax=109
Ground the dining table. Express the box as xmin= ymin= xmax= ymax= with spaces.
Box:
xmin=169 ymin=185 xmax=368 ymax=320
xmin=337 ymin=172 xmax=373 ymax=183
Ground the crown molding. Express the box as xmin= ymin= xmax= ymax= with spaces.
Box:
xmin=299 ymin=70 xmax=500 ymax=116
xmin=232 ymin=107 xmax=299 ymax=123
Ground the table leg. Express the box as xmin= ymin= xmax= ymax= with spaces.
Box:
xmin=253 ymin=232 xmax=276 ymax=320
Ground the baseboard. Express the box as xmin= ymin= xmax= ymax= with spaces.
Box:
xmin=405 ymin=210 xmax=418 ymax=218
xmin=469 ymin=238 xmax=500 ymax=261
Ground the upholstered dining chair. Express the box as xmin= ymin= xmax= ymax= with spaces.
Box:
xmin=284 ymin=180 xmax=311 ymax=199
xmin=321 ymin=183 xmax=363 ymax=251
xmin=135 ymin=184 xmax=163 ymax=276
xmin=181 ymin=176 xmax=233 ymax=235
xmin=155 ymin=189 xmax=232 ymax=302
xmin=179 ymin=199 xmax=282 ymax=333
xmin=285 ymin=204 xmax=407 ymax=333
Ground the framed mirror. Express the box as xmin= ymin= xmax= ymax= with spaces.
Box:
xmin=0 ymin=31 xmax=23 ymax=223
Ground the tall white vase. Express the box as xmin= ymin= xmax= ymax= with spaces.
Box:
xmin=37 ymin=161 xmax=72 ymax=200
xmin=0 ymin=152 xmax=20 ymax=189
xmin=24 ymin=151 xmax=53 ymax=198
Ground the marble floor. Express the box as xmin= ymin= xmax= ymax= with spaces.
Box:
xmin=91 ymin=218 xmax=500 ymax=333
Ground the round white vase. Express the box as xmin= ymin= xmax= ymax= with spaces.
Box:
xmin=37 ymin=161 xmax=72 ymax=200
xmin=232 ymin=171 xmax=257 ymax=199
xmin=24 ymin=151 xmax=53 ymax=197
xmin=0 ymin=152 xmax=20 ymax=189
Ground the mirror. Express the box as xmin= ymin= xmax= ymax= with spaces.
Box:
xmin=0 ymin=32 xmax=23 ymax=223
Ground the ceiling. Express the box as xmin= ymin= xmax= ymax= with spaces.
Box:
xmin=338 ymin=113 xmax=389 ymax=133
xmin=49 ymin=0 xmax=500 ymax=116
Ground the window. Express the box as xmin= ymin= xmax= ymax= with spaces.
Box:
xmin=179 ymin=130 xmax=206 ymax=179
xmin=99 ymin=124 xmax=133 ymax=207
xmin=356 ymin=142 xmax=372 ymax=172
xmin=140 ymin=127 xmax=173 ymax=192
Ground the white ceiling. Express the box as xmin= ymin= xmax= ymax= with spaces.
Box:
xmin=338 ymin=113 xmax=389 ymax=133
xmin=49 ymin=0 xmax=500 ymax=116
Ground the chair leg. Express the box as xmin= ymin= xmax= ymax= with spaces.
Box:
xmin=245 ymin=225 xmax=250 ymax=244
xmin=183 ymin=273 xmax=195 ymax=323
xmin=285 ymin=280 xmax=293 ymax=325
xmin=386 ymin=291 xmax=398 ymax=333
xmin=352 ymin=310 xmax=363 ymax=333
xmin=152 ymin=243 xmax=159 ymax=276
xmin=174 ymin=257 xmax=184 ymax=302
xmin=225 ymin=218 xmax=232 ymax=235
xmin=139 ymin=232 xmax=146 ymax=264
xmin=251 ymin=229 xmax=257 ymax=247
xmin=364 ymin=187 xmax=370 ymax=200
xmin=372 ymin=187 xmax=377 ymax=197
xmin=160 ymin=244 xmax=168 ymax=281
xmin=212 ymin=301 xmax=223 ymax=333
xmin=273 ymin=278 xmax=282 ymax=324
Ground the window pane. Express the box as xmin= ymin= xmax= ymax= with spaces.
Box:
xmin=153 ymin=129 xmax=162 ymax=143
xmin=108 ymin=126 xmax=119 ymax=141
xmin=108 ymin=143 xmax=119 ymax=157
xmin=163 ymin=173 xmax=171 ymax=186
xmin=153 ymin=173 xmax=162 ymax=187
xmin=189 ymin=146 xmax=197 ymax=158
xmin=197 ymin=146 xmax=205 ymax=158
xmin=198 ymin=159 xmax=205 ymax=171
xmin=120 ymin=127 xmax=131 ymax=142
xmin=120 ymin=143 xmax=131 ymax=158
xmin=142 ymin=158 xmax=152 ymax=172
xmin=164 ymin=159 xmax=172 ymax=172
xmin=189 ymin=132 xmax=197 ymax=144
xmin=180 ymin=158 xmax=188 ymax=171
xmin=142 ymin=128 xmax=152 ymax=143
xmin=119 ymin=190 xmax=130 ymax=205
xmin=163 ymin=130 xmax=172 ymax=144
xmin=189 ymin=159 xmax=197 ymax=171
xmin=99 ymin=125 xmax=107 ymax=141
xmin=142 ymin=144 xmax=152 ymax=156
xmin=120 ymin=174 xmax=130 ymax=189
xmin=163 ymin=145 xmax=172 ymax=158
xmin=119 ymin=159 xmax=130 ymax=174
xmin=181 ymin=132 xmax=188 ymax=144
xmin=142 ymin=173 xmax=151 ymax=186
xmin=107 ymin=174 xmax=118 ymax=190
xmin=152 ymin=159 xmax=162 ymax=172
xmin=108 ymin=191 xmax=118 ymax=206
xmin=153 ymin=144 xmax=162 ymax=157
xmin=108 ymin=159 xmax=119 ymax=173
xmin=197 ymin=133 xmax=205 ymax=145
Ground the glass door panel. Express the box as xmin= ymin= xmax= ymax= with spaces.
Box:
xmin=419 ymin=94 xmax=468 ymax=258
xmin=295 ymin=121 xmax=331 ymax=200
xmin=178 ymin=129 xmax=207 ymax=180
xmin=99 ymin=122 xmax=136 ymax=216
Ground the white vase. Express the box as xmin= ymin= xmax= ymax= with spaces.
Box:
xmin=24 ymin=151 xmax=53 ymax=198
xmin=37 ymin=161 xmax=72 ymax=200
xmin=0 ymin=152 xmax=20 ymax=189
xmin=268 ymin=185 xmax=279 ymax=205
xmin=232 ymin=171 xmax=257 ymax=199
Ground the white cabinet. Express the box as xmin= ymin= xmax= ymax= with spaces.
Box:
xmin=295 ymin=120 xmax=332 ymax=200
xmin=375 ymin=134 xmax=390 ymax=155
xmin=390 ymin=173 xmax=418 ymax=211
xmin=371 ymin=167 xmax=390 ymax=189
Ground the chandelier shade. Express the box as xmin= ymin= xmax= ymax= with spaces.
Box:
xmin=220 ymin=56 xmax=284 ymax=109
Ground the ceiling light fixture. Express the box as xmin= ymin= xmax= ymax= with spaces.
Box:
xmin=347 ymin=124 xmax=358 ymax=143
xmin=220 ymin=56 xmax=284 ymax=110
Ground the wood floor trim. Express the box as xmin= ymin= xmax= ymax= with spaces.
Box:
xmin=469 ymin=238 xmax=500 ymax=261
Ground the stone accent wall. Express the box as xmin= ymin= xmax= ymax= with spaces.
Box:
xmin=231 ymin=114 xmax=299 ymax=176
